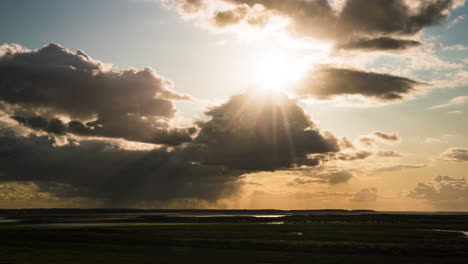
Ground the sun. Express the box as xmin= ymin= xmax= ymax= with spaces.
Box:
xmin=254 ymin=51 xmax=307 ymax=92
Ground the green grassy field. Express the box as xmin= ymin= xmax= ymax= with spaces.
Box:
xmin=1 ymin=211 xmax=468 ymax=263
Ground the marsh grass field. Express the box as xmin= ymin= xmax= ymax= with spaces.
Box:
xmin=1 ymin=210 xmax=468 ymax=264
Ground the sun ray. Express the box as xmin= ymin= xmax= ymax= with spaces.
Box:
xmin=278 ymin=98 xmax=297 ymax=166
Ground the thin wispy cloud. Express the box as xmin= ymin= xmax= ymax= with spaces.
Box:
xmin=442 ymin=44 xmax=468 ymax=51
xmin=447 ymin=14 xmax=466 ymax=28
xmin=429 ymin=96 xmax=468 ymax=109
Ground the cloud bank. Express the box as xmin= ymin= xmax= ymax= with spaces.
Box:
xmin=0 ymin=88 xmax=342 ymax=206
xmin=0 ymin=44 xmax=350 ymax=206
xmin=0 ymin=43 xmax=195 ymax=145
xmin=440 ymin=148 xmax=468 ymax=162
xmin=168 ymin=0 xmax=464 ymax=51
xmin=294 ymin=66 xmax=423 ymax=102
xmin=408 ymin=176 xmax=468 ymax=210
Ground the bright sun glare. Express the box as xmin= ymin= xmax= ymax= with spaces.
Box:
xmin=254 ymin=51 xmax=308 ymax=92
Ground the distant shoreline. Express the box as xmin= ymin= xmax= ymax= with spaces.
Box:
xmin=1 ymin=208 xmax=468 ymax=215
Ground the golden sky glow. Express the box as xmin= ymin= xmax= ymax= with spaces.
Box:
xmin=0 ymin=0 xmax=467 ymax=211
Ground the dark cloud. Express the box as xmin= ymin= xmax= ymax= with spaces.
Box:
xmin=290 ymin=178 xmax=325 ymax=185
xmin=294 ymin=191 xmax=354 ymax=200
xmin=289 ymin=171 xmax=353 ymax=186
xmin=336 ymin=37 xmax=422 ymax=51
xmin=358 ymin=136 xmax=376 ymax=148
xmin=12 ymin=115 xmax=197 ymax=146
xmin=193 ymin=91 xmax=340 ymax=170
xmin=224 ymin=0 xmax=336 ymax=39
xmin=173 ymin=0 xmax=206 ymax=14
xmin=0 ymin=89 xmax=344 ymax=205
xmin=211 ymin=3 xmax=272 ymax=27
xmin=377 ymin=150 xmax=403 ymax=158
xmin=338 ymin=0 xmax=453 ymax=36
xmin=374 ymin=164 xmax=426 ymax=173
xmin=408 ymin=176 xmax=468 ymax=210
xmin=187 ymin=0 xmax=462 ymax=51
xmin=11 ymin=116 xmax=49 ymax=130
xmin=358 ymin=131 xmax=401 ymax=148
xmin=351 ymin=187 xmax=378 ymax=202
xmin=0 ymin=129 xmax=242 ymax=206
xmin=440 ymin=148 xmax=468 ymax=162
xmin=373 ymin=131 xmax=400 ymax=142
xmin=327 ymin=171 xmax=353 ymax=184
xmin=308 ymin=150 xmax=373 ymax=164
xmin=0 ymin=43 xmax=194 ymax=145
xmin=335 ymin=151 xmax=373 ymax=161
xmin=309 ymin=131 xmax=402 ymax=163
xmin=212 ymin=4 xmax=250 ymax=27
xmin=0 ymin=45 xmax=347 ymax=205
xmin=294 ymin=66 xmax=422 ymax=102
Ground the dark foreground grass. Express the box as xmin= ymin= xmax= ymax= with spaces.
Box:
xmin=1 ymin=211 xmax=468 ymax=264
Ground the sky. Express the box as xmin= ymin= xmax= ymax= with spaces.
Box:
xmin=0 ymin=0 xmax=467 ymax=210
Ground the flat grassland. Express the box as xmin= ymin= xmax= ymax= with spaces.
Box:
xmin=1 ymin=210 xmax=468 ymax=264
